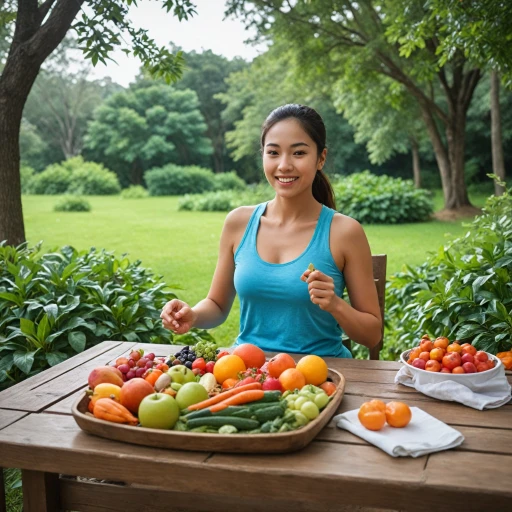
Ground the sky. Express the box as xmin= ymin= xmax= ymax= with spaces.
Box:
xmin=88 ymin=0 xmax=267 ymax=87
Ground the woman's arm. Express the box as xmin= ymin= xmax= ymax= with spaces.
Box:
xmin=304 ymin=215 xmax=382 ymax=349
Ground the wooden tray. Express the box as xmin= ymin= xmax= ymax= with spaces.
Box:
xmin=72 ymin=369 xmax=345 ymax=454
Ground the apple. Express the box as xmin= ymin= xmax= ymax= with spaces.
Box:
xmin=412 ymin=358 xmax=426 ymax=370
xmin=462 ymin=362 xmax=477 ymax=374
xmin=167 ymin=365 xmax=196 ymax=385
xmin=461 ymin=353 xmax=474 ymax=365
xmin=138 ymin=393 xmax=180 ymax=429
xmin=175 ymin=382 xmax=209 ymax=409
xmin=262 ymin=377 xmax=284 ymax=391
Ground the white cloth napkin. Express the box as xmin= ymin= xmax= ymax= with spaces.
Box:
xmin=334 ymin=407 xmax=464 ymax=458
xmin=395 ymin=364 xmax=511 ymax=410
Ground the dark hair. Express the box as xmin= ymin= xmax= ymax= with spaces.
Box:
xmin=261 ymin=104 xmax=336 ymax=210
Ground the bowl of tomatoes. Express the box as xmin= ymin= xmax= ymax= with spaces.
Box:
xmin=400 ymin=336 xmax=502 ymax=384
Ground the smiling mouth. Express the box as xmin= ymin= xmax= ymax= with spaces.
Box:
xmin=276 ymin=177 xmax=298 ymax=183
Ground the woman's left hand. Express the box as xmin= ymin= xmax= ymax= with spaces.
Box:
xmin=301 ymin=268 xmax=339 ymax=312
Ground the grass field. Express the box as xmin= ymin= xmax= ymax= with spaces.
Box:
xmin=22 ymin=192 xmax=487 ymax=345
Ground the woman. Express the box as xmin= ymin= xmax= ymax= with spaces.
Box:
xmin=161 ymin=104 xmax=381 ymax=357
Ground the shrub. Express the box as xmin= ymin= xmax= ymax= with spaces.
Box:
xmin=385 ymin=188 xmax=512 ymax=359
xmin=145 ymin=164 xmax=215 ymax=196
xmin=54 ymin=196 xmax=91 ymax=212
xmin=67 ymin=159 xmax=121 ymax=195
xmin=30 ymin=164 xmax=72 ymax=194
xmin=212 ymin=171 xmax=246 ymax=191
xmin=121 ymin=185 xmax=149 ymax=199
xmin=0 ymin=243 xmax=215 ymax=390
xmin=332 ymin=171 xmax=433 ymax=224
xmin=20 ymin=165 xmax=35 ymax=194
xmin=178 ymin=183 xmax=274 ymax=212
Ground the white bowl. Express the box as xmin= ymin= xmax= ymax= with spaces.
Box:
xmin=400 ymin=349 xmax=502 ymax=385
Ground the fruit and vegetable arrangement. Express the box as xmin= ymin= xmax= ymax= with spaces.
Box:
xmin=84 ymin=343 xmax=339 ymax=435
xmin=405 ymin=335 xmax=497 ymax=374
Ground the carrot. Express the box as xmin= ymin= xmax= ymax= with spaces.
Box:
xmin=186 ymin=382 xmax=262 ymax=411
xmin=209 ymin=390 xmax=265 ymax=413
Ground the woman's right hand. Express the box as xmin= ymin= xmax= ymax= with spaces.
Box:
xmin=160 ymin=299 xmax=197 ymax=334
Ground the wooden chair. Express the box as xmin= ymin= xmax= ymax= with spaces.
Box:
xmin=342 ymin=254 xmax=387 ymax=360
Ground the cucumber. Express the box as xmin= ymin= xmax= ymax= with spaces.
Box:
xmin=248 ymin=402 xmax=285 ymax=412
xmin=254 ymin=405 xmax=285 ymax=423
xmin=252 ymin=391 xmax=282 ymax=403
xmin=184 ymin=408 xmax=213 ymax=420
xmin=186 ymin=416 xmax=260 ymax=430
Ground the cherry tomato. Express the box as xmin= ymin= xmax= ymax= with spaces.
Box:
xmin=205 ymin=361 xmax=215 ymax=373
xmin=192 ymin=357 xmax=206 ymax=371
xmin=216 ymin=350 xmax=230 ymax=360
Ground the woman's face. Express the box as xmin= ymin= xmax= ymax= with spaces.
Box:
xmin=262 ymin=118 xmax=326 ymax=199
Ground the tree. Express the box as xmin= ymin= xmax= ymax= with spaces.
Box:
xmin=226 ymin=0 xmax=489 ymax=211
xmin=84 ymin=85 xmax=212 ymax=186
xmin=0 ymin=0 xmax=196 ymax=246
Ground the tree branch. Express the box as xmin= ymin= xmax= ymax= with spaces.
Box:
xmin=461 ymin=68 xmax=481 ymax=111
xmin=38 ymin=0 xmax=57 ymax=23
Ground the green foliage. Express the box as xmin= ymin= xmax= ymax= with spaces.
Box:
xmin=28 ymin=157 xmax=121 ymax=195
xmin=212 ymin=171 xmax=247 ymax=191
xmin=20 ymin=165 xmax=35 ymax=194
xmin=121 ymin=185 xmax=149 ymax=199
xmin=145 ymin=164 xmax=215 ymax=196
xmin=178 ymin=183 xmax=274 ymax=212
xmin=54 ymin=196 xmax=91 ymax=212
xmin=84 ymin=85 xmax=212 ymax=187
xmin=333 ymin=172 xmax=433 ymax=224
xmin=385 ymin=189 xmax=512 ymax=358
xmin=0 ymin=242 xmax=213 ymax=389
xmin=30 ymin=164 xmax=72 ymax=195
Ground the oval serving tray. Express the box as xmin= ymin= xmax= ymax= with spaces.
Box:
xmin=72 ymin=369 xmax=345 ymax=454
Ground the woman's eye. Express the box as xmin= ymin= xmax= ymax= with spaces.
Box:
xmin=266 ymin=150 xmax=278 ymax=156
xmin=294 ymin=151 xmax=306 ymax=156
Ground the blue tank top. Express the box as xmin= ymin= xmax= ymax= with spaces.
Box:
xmin=233 ymin=202 xmax=352 ymax=358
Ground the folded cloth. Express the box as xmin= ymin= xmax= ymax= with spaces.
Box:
xmin=395 ymin=364 xmax=511 ymax=410
xmin=334 ymin=407 xmax=464 ymax=458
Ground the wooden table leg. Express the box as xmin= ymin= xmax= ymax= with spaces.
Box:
xmin=0 ymin=468 xmax=6 ymax=512
xmin=22 ymin=470 xmax=59 ymax=512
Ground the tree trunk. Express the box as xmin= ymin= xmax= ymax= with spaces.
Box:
xmin=410 ymin=138 xmax=421 ymax=188
xmin=490 ymin=69 xmax=506 ymax=196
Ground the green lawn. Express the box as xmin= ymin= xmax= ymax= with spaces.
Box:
xmin=22 ymin=192 xmax=487 ymax=345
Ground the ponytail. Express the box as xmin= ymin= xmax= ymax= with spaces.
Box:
xmin=313 ymin=170 xmax=336 ymax=210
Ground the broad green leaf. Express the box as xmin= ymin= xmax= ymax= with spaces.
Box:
xmin=46 ymin=351 xmax=68 ymax=367
xmin=37 ymin=315 xmax=51 ymax=341
xmin=20 ymin=318 xmax=37 ymax=337
xmin=13 ymin=350 xmax=38 ymax=374
xmin=68 ymin=331 xmax=87 ymax=353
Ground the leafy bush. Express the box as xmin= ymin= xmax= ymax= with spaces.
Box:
xmin=332 ymin=171 xmax=433 ymax=224
xmin=30 ymin=164 xmax=72 ymax=195
xmin=54 ymin=196 xmax=91 ymax=212
xmin=20 ymin=165 xmax=35 ymax=194
xmin=27 ymin=156 xmax=121 ymax=195
xmin=145 ymin=164 xmax=215 ymax=196
xmin=178 ymin=183 xmax=274 ymax=212
xmin=212 ymin=171 xmax=247 ymax=191
xmin=67 ymin=159 xmax=121 ymax=195
xmin=0 ymin=243 xmax=214 ymax=390
xmin=385 ymin=188 xmax=512 ymax=359
xmin=121 ymin=185 xmax=149 ymax=199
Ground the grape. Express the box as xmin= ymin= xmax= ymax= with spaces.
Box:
xmin=137 ymin=358 xmax=148 ymax=368
xmin=184 ymin=361 xmax=193 ymax=369
xmin=128 ymin=359 xmax=135 ymax=368
xmin=135 ymin=368 xmax=146 ymax=378
xmin=145 ymin=361 xmax=153 ymax=369
xmin=187 ymin=354 xmax=195 ymax=362
xmin=126 ymin=370 xmax=136 ymax=380
xmin=146 ymin=353 xmax=156 ymax=361
xmin=117 ymin=364 xmax=130 ymax=374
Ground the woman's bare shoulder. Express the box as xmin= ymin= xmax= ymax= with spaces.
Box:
xmin=331 ymin=212 xmax=365 ymax=240
xmin=223 ymin=205 xmax=258 ymax=237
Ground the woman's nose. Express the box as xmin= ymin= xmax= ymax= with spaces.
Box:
xmin=278 ymin=154 xmax=293 ymax=171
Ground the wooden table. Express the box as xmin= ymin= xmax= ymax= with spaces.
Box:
xmin=0 ymin=341 xmax=511 ymax=512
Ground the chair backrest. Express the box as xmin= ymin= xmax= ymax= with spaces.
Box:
xmin=341 ymin=254 xmax=387 ymax=360
xmin=370 ymin=254 xmax=387 ymax=360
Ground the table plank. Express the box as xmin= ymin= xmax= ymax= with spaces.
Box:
xmin=0 ymin=409 xmax=27 ymax=430
xmin=46 ymin=386 xmax=88 ymax=415
xmin=335 ymin=395 xmax=512 ymax=429
xmin=0 ymin=342 xmax=137 ymax=412
xmin=316 ymin=423 xmax=512 ymax=455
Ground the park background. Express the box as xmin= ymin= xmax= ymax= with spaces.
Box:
xmin=1 ymin=1 xmax=512 ymax=507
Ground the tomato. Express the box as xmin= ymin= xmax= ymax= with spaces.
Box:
xmin=205 ymin=361 xmax=215 ymax=373
xmin=235 ymin=376 xmax=257 ymax=387
xmin=216 ymin=350 xmax=230 ymax=360
xmin=155 ymin=363 xmax=169 ymax=372
xmin=144 ymin=369 xmax=163 ymax=386
xmin=192 ymin=357 xmax=206 ymax=371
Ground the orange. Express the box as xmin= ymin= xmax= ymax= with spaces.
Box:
xmin=319 ymin=381 xmax=337 ymax=396
xmin=267 ymin=353 xmax=296 ymax=378
xmin=232 ymin=343 xmax=266 ymax=369
xmin=385 ymin=401 xmax=412 ymax=428
xmin=296 ymin=355 xmax=328 ymax=386
xmin=222 ymin=378 xmax=237 ymax=389
xmin=279 ymin=368 xmax=306 ymax=391
xmin=358 ymin=400 xmax=386 ymax=431
xmin=213 ymin=354 xmax=246 ymax=384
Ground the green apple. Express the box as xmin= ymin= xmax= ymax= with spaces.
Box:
xmin=175 ymin=382 xmax=209 ymax=410
xmin=138 ymin=393 xmax=180 ymax=429
xmin=167 ymin=365 xmax=196 ymax=385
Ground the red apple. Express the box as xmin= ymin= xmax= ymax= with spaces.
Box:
xmin=462 ymin=362 xmax=477 ymax=374
xmin=412 ymin=358 xmax=426 ymax=370
xmin=262 ymin=377 xmax=284 ymax=391
xmin=461 ymin=353 xmax=474 ymax=365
